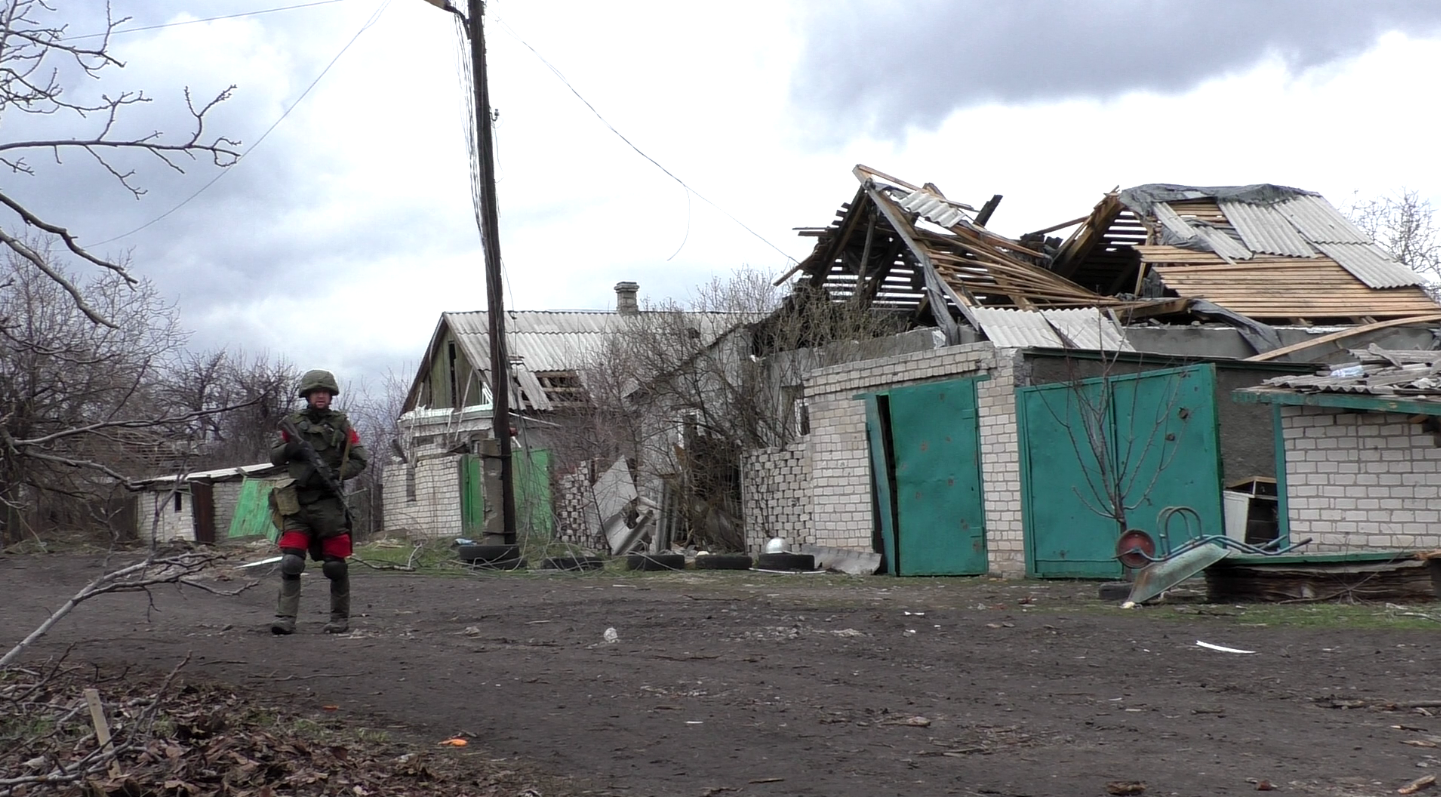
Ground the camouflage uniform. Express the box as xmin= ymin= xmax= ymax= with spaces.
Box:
xmin=269 ymin=370 xmax=368 ymax=635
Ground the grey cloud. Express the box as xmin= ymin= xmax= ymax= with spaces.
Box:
xmin=790 ymin=0 xmax=1441 ymax=141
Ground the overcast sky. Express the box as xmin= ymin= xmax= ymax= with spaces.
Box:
xmin=18 ymin=1 xmax=1441 ymax=396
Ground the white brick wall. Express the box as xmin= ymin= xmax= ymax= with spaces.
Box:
xmin=381 ymin=454 xmax=463 ymax=539
xmin=138 ymin=489 xmax=194 ymax=543
xmin=741 ymin=442 xmax=811 ymax=553
xmin=1282 ymin=405 xmax=1441 ymax=551
xmin=754 ymin=341 xmax=1027 ymax=576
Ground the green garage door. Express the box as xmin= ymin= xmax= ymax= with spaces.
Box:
xmin=864 ymin=378 xmax=987 ymax=576
xmin=1017 ymin=364 xmax=1222 ymax=578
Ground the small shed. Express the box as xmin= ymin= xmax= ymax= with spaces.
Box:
xmin=1236 ymin=347 xmax=1441 ymax=553
xmin=133 ymin=463 xmax=285 ymax=544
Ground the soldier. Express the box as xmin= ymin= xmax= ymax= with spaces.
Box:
xmin=269 ymin=369 xmax=368 ymax=635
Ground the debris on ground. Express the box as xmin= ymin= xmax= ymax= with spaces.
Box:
xmin=0 ymin=664 xmax=556 ymax=797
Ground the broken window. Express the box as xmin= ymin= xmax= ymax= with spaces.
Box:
xmin=536 ymin=371 xmax=588 ymax=408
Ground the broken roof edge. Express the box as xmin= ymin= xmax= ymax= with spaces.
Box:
xmin=1116 ymin=183 xmax=1319 ymax=217
xmin=1234 ymin=386 xmax=1441 ymax=416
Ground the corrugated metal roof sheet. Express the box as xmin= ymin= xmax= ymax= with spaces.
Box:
xmin=1153 ymin=203 xmax=1197 ymax=241
xmin=1192 ymin=226 xmax=1253 ymax=261
xmin=971 ymin=307 xmax=1132 ymax=351
xmin=1039 ymin=308 xmax=1135 ymax=352
xmin=1313 ymin=242 xmax=1425 ymax=289
xmin=1258 ymin=348 xmax=1441 ymax=398
xmin=898 ymin=188 xmax=970 ymax=228
xmin=971 ymin=307 xmax=1064 ymax=348
xmin=439 ymin=310 xmax=752 ymax=411
xmin=1273 ymin=194 xmax=1369 ymax=244
xmin=444 ymin=311 xmax=746 ymax=373
xmin=1154 ymin=203 xmax=1252 ymax=261
xmin=1219 ymin=200 xmax=1316 ymax=257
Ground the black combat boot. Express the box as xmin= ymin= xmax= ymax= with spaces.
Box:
xmin=271 ymin=576 xmax=300 ymax=635
xmin=323 ymin=575 xmax=350 ymax=634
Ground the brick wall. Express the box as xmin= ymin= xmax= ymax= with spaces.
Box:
xmin=138 ymin=489 xmax=193 ymax=543
xmin=381 ymin=454 xmax=462 ymax=539
xmin=1282 ymin=405 xmax=1441 ymax=551
xmin=797 ymin=342 xmax=1026 ymax=576
xmin=740 ymin=442 xmax=811 ymax=553
xmin=554 ymin=467 xmax=601 ymax=548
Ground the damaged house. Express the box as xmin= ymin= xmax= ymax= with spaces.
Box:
xmin=382 ymin=282 xmax=752 ymax=549
xmin=739 ymin=166 xmax=1441 ymax=577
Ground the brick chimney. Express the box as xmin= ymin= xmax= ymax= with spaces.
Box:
xmin=614 ymin=281 xmax=639 ymax=315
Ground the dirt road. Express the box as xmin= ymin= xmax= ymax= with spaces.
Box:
xmin=3 ymin=554 xmax=1439 ymax=796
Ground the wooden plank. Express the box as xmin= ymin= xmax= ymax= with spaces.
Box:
xmin=1245 ymin=314 xmax=1441 ymax=361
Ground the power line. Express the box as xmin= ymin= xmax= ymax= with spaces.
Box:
xmin=493 ymin=18 xmax=797 ymax=265
xmin=86 ymin=0 xmax=391 ymax=248
xmin=59 ymin=1 xmax=349 ymax=42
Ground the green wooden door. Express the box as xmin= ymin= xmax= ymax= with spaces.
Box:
xmin=1018 ymin=364 xmax=1222 ymax=578
xmin=883 ymin=379 xmax=988 ymax=576
xmin=460 ymin=454 xmax=484 ymax=538
xmin=459 ymin=449 xmax=553 ymax=538
xmin=1110 ymin=365 xmax=1222 ymax=548
xmin=1017 ymin=380 xmax=1117 ymax=578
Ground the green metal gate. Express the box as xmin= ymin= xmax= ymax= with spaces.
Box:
xmin=460 ymin=448 xmax=554 ymax=538
xmin=864 ymin=378 xmax=988 ymax=576
xmin=1017 ymin=364 xmax=1222 ymax=578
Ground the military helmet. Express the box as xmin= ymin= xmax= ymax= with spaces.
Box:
xmin=297 ymin=369 xmax=340 ymax=398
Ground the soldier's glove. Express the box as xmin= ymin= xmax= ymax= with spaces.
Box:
xmin=282 ymin=439 xmax=304 ymax=460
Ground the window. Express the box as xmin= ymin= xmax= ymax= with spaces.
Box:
xmin=405 ymin=465 xmax=417 ymax=503
xmin=173 ymin=492 xmax=184 ymax=513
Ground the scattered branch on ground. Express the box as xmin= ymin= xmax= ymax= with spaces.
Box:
xmin=0 ymin=551 xmax=233 ymax=668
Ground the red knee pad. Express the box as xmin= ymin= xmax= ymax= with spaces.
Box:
xmin=320 ymin=534 xmax=353 ymax=559
xmin=277 ymin=530 xmax=311 ymax=550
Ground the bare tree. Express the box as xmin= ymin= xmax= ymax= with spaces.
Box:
xmin=341 ymin=367 xmax=412 ymax=539
xmin=1347 ymin=189 xmax=1441 ymax=292
xmin=161 ymin=349 xmax=297 ymax=469
xmin=1034 ymin=351 xmax=1190 ymax=540
xmin=567 ymin=268 xmax=905 ymax=551
xmin=0 ymin=0 xmax=238 ymax=325
xmin=0 ymin=243 xmax=190 ymax=544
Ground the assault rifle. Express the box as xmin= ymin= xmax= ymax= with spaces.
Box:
xmin=278 ymin=416 xmax=355 ymax=529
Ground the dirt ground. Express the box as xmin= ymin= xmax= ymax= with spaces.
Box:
xmin=4 ymin=554 xmax=1441 ymax=797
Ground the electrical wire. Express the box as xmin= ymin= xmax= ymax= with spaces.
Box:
xmin=493 ymin=17 xmax=796 ymax=265
xmin=59 ymin=0 xmax=349 ymax=42
xmin=85 ymin=0 xmax=391 ymax=248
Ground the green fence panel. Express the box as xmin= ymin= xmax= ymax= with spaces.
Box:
xmin=228 ymin=478 xmax=279 ymax=542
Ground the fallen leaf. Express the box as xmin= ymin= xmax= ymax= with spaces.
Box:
xmin=322 ymin=705 xmax=339 ymax=712
xmin=1400 ymin=774 xmax=1437 ymax=795
xmin=749 ymin=777 xmax=785 ymax=784
xmin=1405 ymin=740 xmax=1440 ymax=748
xmin=904 ymin=716 xmax=931 ymax=727
xmin=1106 ymin=781 xmax=1146 ymax=796
xmin=438 ymin=738 xmax=468 ymax=747
xmin=1256 ymin=780 xmax=1276 ymax=791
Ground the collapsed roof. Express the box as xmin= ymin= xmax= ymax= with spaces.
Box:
xmin=1051 ymin=183 xmax=1437 ymax=323
xmin=787 ymin=168 xmax=1439 ymax=351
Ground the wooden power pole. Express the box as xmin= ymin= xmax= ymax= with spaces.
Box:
xmin=462 ymin=0 xmax=517 ymax=544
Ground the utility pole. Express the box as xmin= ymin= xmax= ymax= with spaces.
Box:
xmin=426 ymin=0 xmax=516 ymax=544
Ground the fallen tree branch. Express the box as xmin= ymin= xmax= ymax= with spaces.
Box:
xmin=1 ymin=553 xmax=225 ymax=668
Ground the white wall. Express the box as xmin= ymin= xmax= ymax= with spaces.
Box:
xmin=137 ymin=489 xmax=194 ymax=543
xmin=1282 ymin=405 xmax=1441 ymax=550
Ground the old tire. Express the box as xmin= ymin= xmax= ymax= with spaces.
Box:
xmin=540 ymin=555 xmax=604 ymax=573
xmin=469 ymin=557 xmax=528 ymax=571
xmin=757 ymin=552 xmax=816 ymax=572
xmin=457 ymin=544 xmax=520 ymax=563
xmin=625 ymin=553 xmax=686 ymax=571
xmin=1098 ymin=582 xmax=1132 ymax=602
xmin=694 ymin=553 xmax=752 ymax=571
